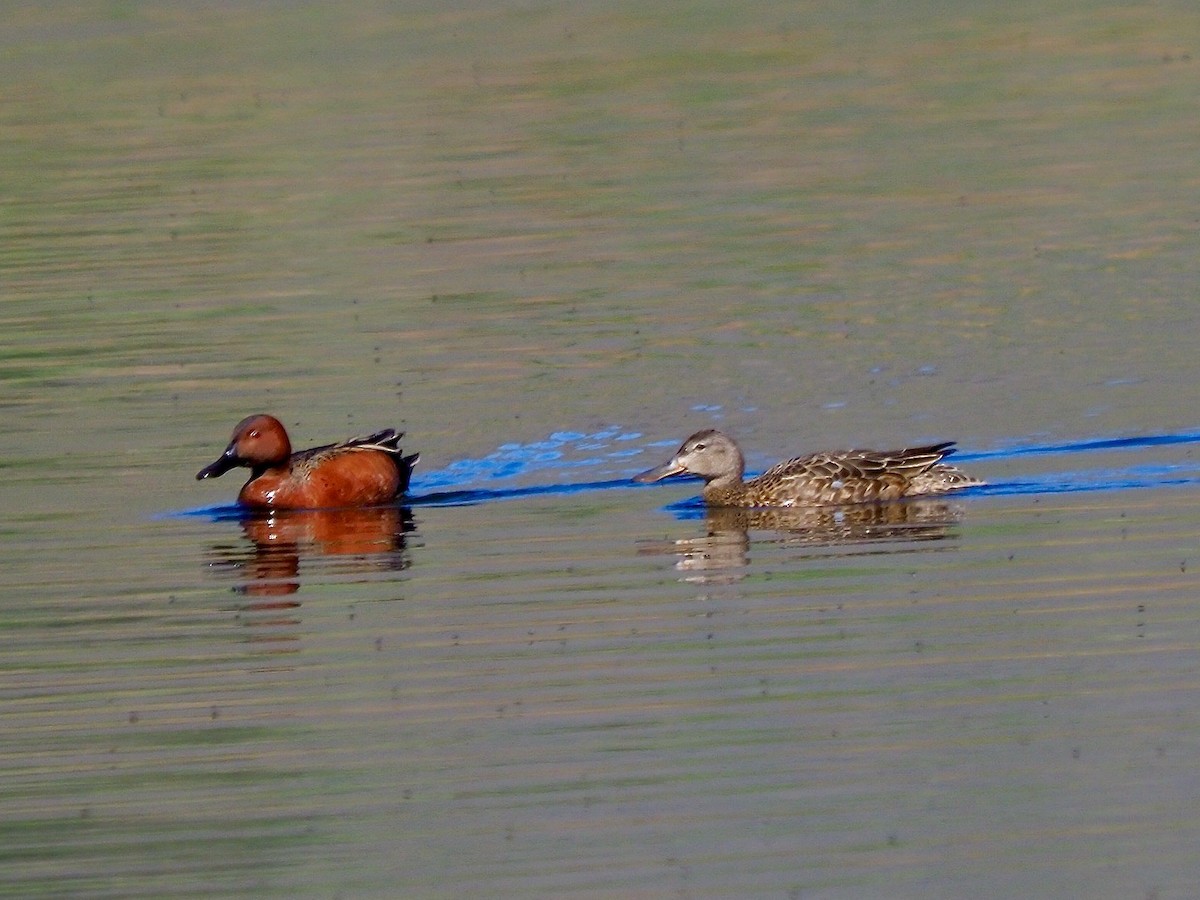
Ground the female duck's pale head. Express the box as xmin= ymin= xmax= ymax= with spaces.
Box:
xmin=633 ymin=429 xmax=746 ymax=485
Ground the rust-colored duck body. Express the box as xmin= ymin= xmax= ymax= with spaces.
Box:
xmin=634 ymin=429 xmax=981 ymax=508
xmin=197 ymin=414 xmax=418 ymax=509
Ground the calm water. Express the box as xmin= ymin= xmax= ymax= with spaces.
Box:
xmin=5 ymin=2 xmax=1200 ymax=898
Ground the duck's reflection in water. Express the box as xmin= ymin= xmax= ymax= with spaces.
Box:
xmin=206 ymin=505 xmax=415 ymax=613
xmin=641 ymin=500 xmax=965 ymax=584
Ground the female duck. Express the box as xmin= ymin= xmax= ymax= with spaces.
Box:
xmin=197 ymin=414 xmax=419 ymax=509
xmin=634 ymin=429 xmax=981 ymax=508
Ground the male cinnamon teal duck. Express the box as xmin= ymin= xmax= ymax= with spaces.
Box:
xmin=197 ymin=414 xmax=419 ymax=509
xmin=634 ymin=429 xmax=982 ymax=508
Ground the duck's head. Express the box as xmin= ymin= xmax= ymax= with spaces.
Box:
xmin=633 ymin=429 xmax=745 ymax=485
xmin=197 ymin=414 xmax=292 ymax=480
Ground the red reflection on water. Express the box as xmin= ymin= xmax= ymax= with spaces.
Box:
xmin=206 ymin=506 xmax=415 ymax=597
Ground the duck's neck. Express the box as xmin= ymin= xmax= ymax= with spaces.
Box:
xmin=250 ymin=460 xmax=290 ymax=480
xmin=702 ymin=474 xmax=748 ymax=507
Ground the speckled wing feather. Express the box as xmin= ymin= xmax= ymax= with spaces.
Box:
xmin=747 ymin=442 xmax=961 ymax=506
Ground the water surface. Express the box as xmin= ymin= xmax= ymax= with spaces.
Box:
xmin=5 ymin=2 xmax=1200 ymax=898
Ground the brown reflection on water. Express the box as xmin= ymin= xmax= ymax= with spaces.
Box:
xmin=206 ymin=506 xmax=416 ymax=597
xmin=642 ymin=499 xmax=964 ymax=583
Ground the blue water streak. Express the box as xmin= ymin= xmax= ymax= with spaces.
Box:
xmin=953 ymin=431 xmax=1200 ymax=462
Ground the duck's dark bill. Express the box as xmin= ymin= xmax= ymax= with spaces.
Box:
xmin=196 ymin=447 xmax=240 ymax=480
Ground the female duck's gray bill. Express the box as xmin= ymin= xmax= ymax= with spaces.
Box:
xmin=633 ymin=458 xmax=688 ymax=483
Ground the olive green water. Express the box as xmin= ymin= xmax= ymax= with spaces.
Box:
xmin=5 ymin=2 xmax=1200 ymax=898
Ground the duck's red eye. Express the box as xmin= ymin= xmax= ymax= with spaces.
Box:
xmin=248 ymin=430 xmax=260 ymax=439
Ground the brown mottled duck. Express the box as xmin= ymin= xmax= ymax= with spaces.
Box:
xmin=634 ymin=429 xmax=982 ymax=508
